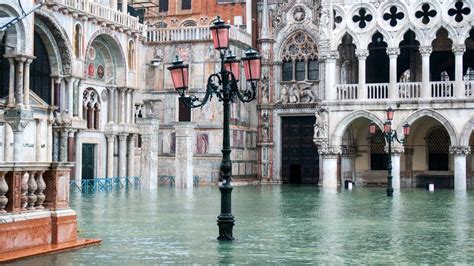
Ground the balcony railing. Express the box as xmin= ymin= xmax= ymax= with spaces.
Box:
xmin=146 ymin=25 xmax=252 ymax=46
xmin=335 ymin=81 xmax=467 ymax=101
xmin=0 ymin=162 xmax=72 ymax=214
xmin=47 ymin=0 xmax=145 ymax=33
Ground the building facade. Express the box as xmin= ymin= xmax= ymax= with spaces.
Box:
xmin=257 ymin=0 xmax=474 ymax=190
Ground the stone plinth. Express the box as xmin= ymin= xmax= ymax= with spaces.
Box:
xmin=137 ymin=117 xmax=160 ymax=190
xmin=173 ymin=122 xmax=196 ymax=188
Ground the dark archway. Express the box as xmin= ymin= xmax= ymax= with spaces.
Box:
xmin=0 ymin=34 xmax=8 ymax=98
xmin=464 ymin=28 xmax=474 ymax=80
xmin=367 ymin=32 xmax=389 ymax=83
xmin=398 ymin=30 xmax=421 ymax=82
xmin=337 ymin=33 xmax=358 ymax=84
xmin=431 ymin=28 xmax=454 ymax=81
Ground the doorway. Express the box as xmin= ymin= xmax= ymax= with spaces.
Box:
xmin=281 ymin=116 xmax=319 ymax=184
xmin=82 ymin=143 xmax=96 ymax=180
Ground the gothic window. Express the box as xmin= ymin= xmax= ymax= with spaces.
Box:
xmin=427 ymin=127 xmax=450 ymax=171
xmin=0 ymin=35 xmax=8 ymax=98
xmin=73 ymin=24 xmax=82 ymax=58
xmin=370 ymin=130 xmax=388 ymax=171
xmin=281 ymin=32 xmax=319 ymax=81
xmin=159 ymin=0 xmax=169 ymax=12
xmin=181 ymin=0 xmax=191 ymax=10
xmin=128 ymin=40 xmax=135 ymax=70
xmin=83 ymin=88 xmax=101 ymax=130
xmin=31 ymin=32 xmax=52 ymax=104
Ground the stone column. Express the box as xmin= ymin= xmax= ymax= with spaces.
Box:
xmin=106 ymin=134 xmax=115 ymax=178
xmin=15 ymin=57 xmax=25 ymax=106
xmin=122 ymin=0 xmax=128 ymax=13
xmin=118 ymin=134 xmax=128 ymax=177
xmin=23 ymin=58 xmax=33 ymax=107
xmin=73 ymin=79 xmax=80 ymax=117
xmin=355 ymin=49 xmax=368 ymax=100
xmin=420 ymin=46 xmax=432 ymax=99
xmin=130 ymin=90 xmax=135 ymax=124
xmin=450 ymin=146 xmax=470 ymax=191
xmin=390 ymin=144 xmax=404 ymax=190
xmin=107 ymin=87 xmax=115 ymax=124
xmin=453 ymin=45 xmax=466 ymax=98
xmin=137 ymin=116 xmax=160 ymax=189
xmin=324 ymin=51 xmax=338 ymax=101
xmin=75 ymin=131 xmax=82 ymax=181
xmin=127 ymin=134 xmax=136 ymax=177
xmin=319 ymin=145 xmax=341 ymax=188
xmin=66 ymin=77 xmax=75 ymax=112
xmin=387 ymin=48 xmax=400 ymax=99
xmin=341 ymin=147 xmax=356 ymax=184
xmin=174 ymin=122 xmax=196 ymax=188
xmin=7 ymin=58 xmax=15 ymax=107
xmin=67 ymin=130 xmax=75 ymax=162
xmin=59 ymin=130 xmax=68 ymax=162
xmin=47 ymin=118 xmax=53 ymax=162
xmin=5 ymin=117 xmax=32 ymax=162
xmin=120 ymin=88 xmax=126 ymax=124
xmin=4 ymin=124 xmax=12 ymax=161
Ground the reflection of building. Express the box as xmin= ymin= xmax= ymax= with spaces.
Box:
xmin=258 ymin=0 xmax=474 ymax=190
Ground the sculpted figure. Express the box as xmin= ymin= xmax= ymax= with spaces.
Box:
xmin=276 ymin=84 xmax=290 ymax=104
xmin=313 ymin=107 xmax=328 ymax=139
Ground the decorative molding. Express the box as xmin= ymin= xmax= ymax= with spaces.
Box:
xmin=419 ymin=46 xmax=432 ymax=55
xmin=449 ymin=146 xmax=471 ymax=156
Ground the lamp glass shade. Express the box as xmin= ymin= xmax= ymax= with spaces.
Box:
xmin=210 ymin=17 xmax=230 ymax=50
xmin=403 ymin=123 xmax=411 ymax=136
xmin=167 ymin=56 xmax=189 ymax=91
xmin=242 ymin=49 xmax=261 ymax=81
xmin=368 ymin=122 xmax=376 ymax=134
xmin=387 ymin=107 xmax=394 ymax=120
xmin=384 ymin=121 xmax=391 ymax=133
xmin=224 ymin=52 xmax=241 ymax=80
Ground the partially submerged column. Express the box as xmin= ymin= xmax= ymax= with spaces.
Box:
xmin=127 ymin=134 xmax=136 ymax=177
xmin=118 ymin=133 xmax=128 ymax=178
xmin=319 ymin=145 xmax=341 ymax=188
xmin=106 ymin=134 xmax=115 ymax=178
xmin=450 ymin=146 xmax=470 ymax=191
xmin=174 ymin=122 xmax=196 ymax=188
xmin=341 ymin=147 xmax=356 ymax=184
xmin=137 ymin=104 xmax=160 ymax=189
xmin=390 ymin=144 xmax=404 ymax=190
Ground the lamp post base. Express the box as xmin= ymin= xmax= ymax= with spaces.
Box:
xmin=386 ymin=187 xmax=394 ymax=197
xmin=217 ymin=184 xmax=235 ymax=241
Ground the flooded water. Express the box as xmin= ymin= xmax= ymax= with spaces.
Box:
xmin=9 ymin=186 xmax=474 ymax=264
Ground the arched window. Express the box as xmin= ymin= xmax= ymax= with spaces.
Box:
xmin=370 ymin=130 xmax=388 ymax=170
xmin=73 ymin=24 xmax=82 ymax=58
xmin=30 ymin=32 xmax=52 ymax=104
xmin=83 ymin=88 xmax=101 ymax=130
xmin=281 ymin=32 xmax=319 ymax=81
xmin=128 ymin=40 xmax=135 ymax=70
xmin=427 ymin=127 xmax=450 ymax=171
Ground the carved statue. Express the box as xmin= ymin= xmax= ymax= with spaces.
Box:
xmin=313 ymin=107 xmax=328 ymax=139
xmin=275 ymin=84 xmax=290 ymax=104
xmin=261 ymin=112 xmax=270 ymax=141
xmin=291 ymin=81 xmax=316 ymax=103
xmin=261 ymin=76 xmax=269 ymax=103
xmin=319 ymin=8 xmax=329 ymax=39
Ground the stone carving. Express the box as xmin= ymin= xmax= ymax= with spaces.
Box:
xmin=0 ymin=172 xmax=8 ymax=213
xmin=449 ymin=146 xmax=471 ymax=155
xmin=319 ymin=8 xmax=329 ymax=39
xmin=419 ymin=46 xmax=432 ymax=55
xmin=261 ymin=76 xmax=269 ymax=103
xmin=144 ymin=100 xmax=161 ymax=118
xmin=27 ymin=172 xmax=38 ymax=210
xmin=276 ymin=84 xmax=290 ymax=104
xmin=313 ymin=106 xmax=328 ymax=146
xmin=318 ymin=145 xmax=342 ymax=158
xmin=261 ymin=112 xmax=270 ymax=141
xmin=293 ymin=6 xmax=306 ymax=22
xmin=290 ymin=82 xmax=316 ymax=103
xmin=197 ymin=134 xmax=208 ymax=154
xmin=4 ymin=108 xmax=33 ymax=132
xmin=35 ymin=171 xmax=46 ymax=209
xmin=53 ymin=110 xmax=72 ymax=127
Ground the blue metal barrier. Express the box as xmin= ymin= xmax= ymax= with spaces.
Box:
xmin=69 ymin=177 xmax=142 ymax=193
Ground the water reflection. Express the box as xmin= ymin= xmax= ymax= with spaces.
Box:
xmin=7 ymin=186 xmax=474 ymax=264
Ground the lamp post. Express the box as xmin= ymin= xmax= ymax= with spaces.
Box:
xmin=168 ymin=16 xmax=261 ymax=240
xmin=369 ymin=107 xmax=410 ymax=197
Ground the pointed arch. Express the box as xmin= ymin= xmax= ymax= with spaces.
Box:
xmin=397 ymin=109 xmax=458 ymax=145
xmin=460 ymin=118 xmax=474 ymax=146
xmin=331 ymin=110 xmax=385 ymax=146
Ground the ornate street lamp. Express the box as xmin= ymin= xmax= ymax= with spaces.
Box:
xmin=369 ymin=107 xmax=410 ymax=197
xmin=168 ymin=16 xmax=261 ymax=240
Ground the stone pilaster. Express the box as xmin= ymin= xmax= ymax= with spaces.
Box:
xmin=450 ymin=146 xmax=471 ymax=191
xmin=137 ymin=117 xmax=160 ymax=189
xmin=318 ymin=145 xmax=342 ymax=188
xmin=174 ymin=122 xmax=196 ymax=188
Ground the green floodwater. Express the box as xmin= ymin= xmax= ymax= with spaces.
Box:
xmin=8 ymin=185 xmax=474 ymax=264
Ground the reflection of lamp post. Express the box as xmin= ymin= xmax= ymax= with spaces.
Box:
xmin=168 ymin=16 xmax=261 ymax=240
xmin=369 ymin=107 xmax=410 ymax=197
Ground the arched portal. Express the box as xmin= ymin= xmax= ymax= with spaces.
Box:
xmin=367 ymin=31 xmax=389 ymax=83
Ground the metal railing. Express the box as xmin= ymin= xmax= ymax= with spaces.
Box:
xmin=158 ymin=175 xmax=200 ymax=186
xmin=69 ymin=177 xmax=142 ymax=193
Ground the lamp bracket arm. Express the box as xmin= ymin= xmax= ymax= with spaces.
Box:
xmin=233 ymin=79 xmax=257 ymax=103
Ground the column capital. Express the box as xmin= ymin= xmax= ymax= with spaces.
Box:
xmin=386 ymin=47 xmax=400 ymax=57
xmin=449 ymin=146 xmax=471 ymax=156
xmin=419 ymin=46 xmax=432 ymax=56
xmin=318 ymin=145 xmax=342 ymax=158
xmin=387 ymin=143 xmax=404 ymax=155
xmin=355 ymin=49 xmax=369 ymax=59
xmin=321 ymin=50 xmax=339 ymax=61
xmin=105 ymin=134 xmax=116 ymax=142
xmin=118 ymin=133 xmax=129 ymax=141
xmin=452 ymin=45 xmax=466 ymax=55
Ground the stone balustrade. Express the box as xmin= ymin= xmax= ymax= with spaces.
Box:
xmin=146 ymin=25 xmax=252 ymax=46
xmin=335 ymin=81 xmax=468 ymax=101
xmin=0 ymin=162 xmax=73 ymax=215
xmin=46 ymin=0 xmax=146 ymax=34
